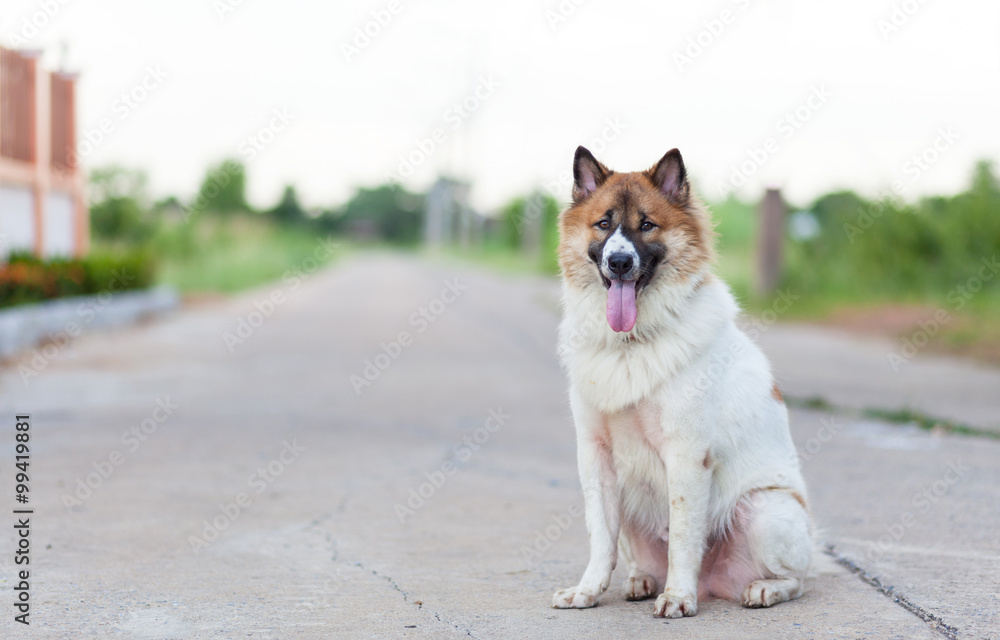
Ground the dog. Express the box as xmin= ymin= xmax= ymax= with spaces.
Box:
xmin=552 ymin=146 xmax=811 ymax=618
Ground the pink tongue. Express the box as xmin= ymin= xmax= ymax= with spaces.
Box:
xmin=606 ymin=279 xmax=637 ymax=332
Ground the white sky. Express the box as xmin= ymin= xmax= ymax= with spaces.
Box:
xmin=2 ymin=0 xmax=998 ymax=212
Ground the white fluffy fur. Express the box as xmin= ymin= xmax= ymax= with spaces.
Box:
xmin=553 ymin=264 xmax=812 ymax=617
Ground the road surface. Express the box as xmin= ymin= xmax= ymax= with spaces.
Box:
xmin=1 ymin=254 xmax=998 ymax=639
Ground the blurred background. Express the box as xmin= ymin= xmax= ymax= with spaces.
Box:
xmin=2 ymin=3 xmax=1000 ymax=636
xmin=1 ymin=0 xmax=999 ymax=361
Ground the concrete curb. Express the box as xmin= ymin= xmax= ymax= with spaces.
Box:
xmin=0 ymin=286 xmax=180 ymax=359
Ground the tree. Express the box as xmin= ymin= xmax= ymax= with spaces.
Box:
xmin=321 ymin=184 xmax=424 ymax=244
xmin=89 ymin=166 xmax=148 ymax=205
xmin=498 ymin=192 xmax=560 ymax=272
xmin=269 ymin=185 xmax=307 ymax=225
xmin=88 ymin=166 xmax=157 ymax=244
xmin=192 ymin=159 xmax=249 ymax=214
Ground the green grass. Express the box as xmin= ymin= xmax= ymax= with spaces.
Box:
xmin=709 ymin=196 xmax=756 ymax=304
xmin=860 ymin=407 xmax=991 ymax=437
xmin=149 ymin=213 xmax=342 ymax=293
xmin=435 ymin=242 xmax=557 ymax=277
xmin=785 ymin=395 xmax=999 ymax=439
xmin=786 ymin=396 xmax=835 ymax=412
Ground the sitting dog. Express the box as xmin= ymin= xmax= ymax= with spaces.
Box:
xmin=552 ymin=146 xmax=811 ymax=618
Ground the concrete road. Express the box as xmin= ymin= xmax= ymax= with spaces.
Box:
xmin=0 ymin=254 xmax=997 ymax=639
xmin=756 ymin=324 xmax=1000 ymax=435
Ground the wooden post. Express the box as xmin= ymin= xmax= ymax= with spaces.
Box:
xmin=755 ymin=188 xmax=785 ymax=296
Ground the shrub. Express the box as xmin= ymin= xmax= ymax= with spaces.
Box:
xmin=0 ymin=251 xmax=157 ymax=309
xmin=89 ymin=166 xmax=158 ymax=244
xmin=784 ymin=160 xmax=1000 ymax=301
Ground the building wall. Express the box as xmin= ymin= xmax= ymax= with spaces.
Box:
xmin=0 ymin=47 xmax=84 ymax=262
xmin=0 ymin=185 xmax=34 ymax=256
xmin=44 ymin=191 xmax=74 ymax=257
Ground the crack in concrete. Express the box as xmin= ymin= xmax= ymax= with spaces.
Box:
xmin=303 ymin=512 xmax=339 ymax=561
xmin=358 ymin=561 xmax=481 ymax=639
xmin=303 ymin=513 xmax=477 ymax=638
xmin=824 ymin=544 xmax=959 ymax=640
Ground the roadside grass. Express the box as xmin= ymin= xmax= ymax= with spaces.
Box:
xmin=146 ymin=213 xmax=342 ymax=294
xmin=786 ymin=395 xmax=999 ymax=440
xmin=709 ymin=196 xmax=1000 ymax=365
xmin=435 ymin=242 xmax=557 ymax=277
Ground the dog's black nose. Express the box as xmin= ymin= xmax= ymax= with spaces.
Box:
xmin=608 ymin=253 xmax=633 ymax=276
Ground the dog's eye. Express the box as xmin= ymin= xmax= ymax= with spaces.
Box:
xmin=595 ymin=219 xmax=610 ymax=230
xmin=640 ymin=220 xmax=656 ymax=232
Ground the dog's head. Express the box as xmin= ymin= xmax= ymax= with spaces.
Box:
xmin=557 ymin=146 xmax=715 ymax=333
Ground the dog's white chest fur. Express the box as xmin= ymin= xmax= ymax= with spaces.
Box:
xmin=603 ymin=402 xmax=674 ymax=538
xmin=559 ymin=277 xmax=737 ymax=412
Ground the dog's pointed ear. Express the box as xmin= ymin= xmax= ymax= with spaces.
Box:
xmin=572 ymin=146 xmax=612 ymax=204
xmin=647 ymin=148 xmax=690 ymax=204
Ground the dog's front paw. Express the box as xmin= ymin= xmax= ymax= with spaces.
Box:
xmin=552 ymin=586 xmax=600 ymax=609
xmin=652 ymin=589 xmax=698 ymax=618
xmin=623 ymin=574 xmax=657 ymax=601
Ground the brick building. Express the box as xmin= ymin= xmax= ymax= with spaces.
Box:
xmin=0 ymin=47 xmax=86 ymax=259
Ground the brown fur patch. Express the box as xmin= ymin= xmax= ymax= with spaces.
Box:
xmin=771 ymin=383 xmax=784 ymax=403
xmin=756 ymin=485 xmax=809 ymax=512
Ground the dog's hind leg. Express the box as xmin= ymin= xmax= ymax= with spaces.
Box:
xmin=699 ymin=489 xmax=811 ymax=607
xmin=740 ymin=490 xmax=811 ymax=607
xmin=737 ymin=490 xmax=813 ymax=607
